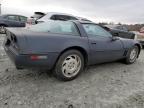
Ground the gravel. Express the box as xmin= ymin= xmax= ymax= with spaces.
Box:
xmin=0 ymin=34 xmax=144 ymax=108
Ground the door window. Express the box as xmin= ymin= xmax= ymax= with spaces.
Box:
xmin=68 ymin=16 xmax=78 ymax=20
xmin=122 ymin=26 xmax=128 ymax=31
xmin=7 ymin=15 xmax=19 ymax=21
xmin=55 ymin=15 xmax=68 ymax=21
xmin=50 ymin=15 xmax=56 ymax=20
xmin=50 ymin=15 xmax=78 ymax=21
xmin=83 ymin=24 xmax=112 ymax=37
xmin=19 ymin=16 xmax=27 ymax=22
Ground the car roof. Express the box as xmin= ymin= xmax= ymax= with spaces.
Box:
xmin=34 ymin=11 xmax=92 ymax=22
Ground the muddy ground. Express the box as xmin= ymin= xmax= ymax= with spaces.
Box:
xmin=0 ymin=34 xmax=144 ymax=108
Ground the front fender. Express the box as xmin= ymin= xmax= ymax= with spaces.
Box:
xmin=120 ymin=38 xmax=141 ymax=57
xmin=120 ymin=38 xmax=141 ymax=49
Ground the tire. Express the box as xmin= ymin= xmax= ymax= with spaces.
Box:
xmin=54 ymin=50 xmax=84 ymax=81
xmin=125 ymin=46 xmax=139 ymax=64
xmin=0 ymin=25 xmax=6 ymax=34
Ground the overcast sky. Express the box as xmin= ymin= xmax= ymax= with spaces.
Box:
xmin=1 ymin=0 xmax=144 ymax=24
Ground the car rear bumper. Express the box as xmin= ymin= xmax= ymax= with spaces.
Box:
xmin=4 ymin=46 xmax=59 ymax=70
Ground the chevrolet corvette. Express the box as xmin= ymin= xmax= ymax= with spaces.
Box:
xmin=4 ymin=21 xmax=141 ymax=81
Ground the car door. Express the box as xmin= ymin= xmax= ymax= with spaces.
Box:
xmin=82 ymin=24 xmax=124 ymax=64
xmin=6 ymin=15 xmax=21 ymax=27
xmin=19 ymin=16 xmax=27 ymax=27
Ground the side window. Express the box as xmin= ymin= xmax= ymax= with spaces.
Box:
xmin=50 ymin=22 xmax=80 ymax=35
xmin=29 ymin=21 xmax=80 ymax=36
xmin=7 ymin=15 xmax=19 ymax=21
xmin=115 ymin=26 xmax=122 ymax=30
xmin=50 ymin=15 xmax=56 ymax=20
xmin=55 ymin=15 xmax=68 ymax=21
xmin=68 ymin=16 xmax=78 ymax=20
xmin=116 ymin=26 xmax=126 ymax=31
xmin=83 ymin=24 xmax=112 ymax=37
xmin=19 ymin=16 xmax=27 ymax=22
xmin=122 ymin=26 xmax=128 ymax=31
xmin=52 ymin=15 xmax=77 ymax=21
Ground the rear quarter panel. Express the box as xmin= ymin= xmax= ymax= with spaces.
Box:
xmin=23 ymin=31 xmax=90 ymax=55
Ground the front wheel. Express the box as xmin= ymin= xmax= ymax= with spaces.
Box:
xmin=54 ymin=50 xmax=84 ymax=81
xmin=125 ymin=46 xmax=139 ymax=64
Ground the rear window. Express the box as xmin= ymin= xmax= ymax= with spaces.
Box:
xmin=28 ymin=21 xmax=80 ymax=36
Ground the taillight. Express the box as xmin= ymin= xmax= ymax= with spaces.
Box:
xmin=30 ymin=55 xmax=47 ymax=61
xmin=30 ymin=55 xmax=39 ymax=61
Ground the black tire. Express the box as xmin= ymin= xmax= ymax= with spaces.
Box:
xmin=125 ymin=46 xmax=139 ymax=64
xmin=54 ymin=50 xmax=84 ymax=81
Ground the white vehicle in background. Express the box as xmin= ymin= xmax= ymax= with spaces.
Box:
xmin=140 ymin=27 xmax=144 ymax=33
xmin=26 ymin=12 xmax=46 ymax=26
xmin=132 ymin=31 xmax=144 ymax=48
xmin=26 ymin=12 xmax=91 ymax=26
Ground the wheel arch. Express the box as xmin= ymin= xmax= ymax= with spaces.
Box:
xmin=53 ymin=46 xmax=88 ymax=69
xmin=135 ymin=43 xmax=141 ymax=57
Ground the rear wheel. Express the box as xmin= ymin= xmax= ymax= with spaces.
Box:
xmin=54 ymin=50 xmax=84 ymax=81
xmin=125 ymin=46 xmax=139 ymax=64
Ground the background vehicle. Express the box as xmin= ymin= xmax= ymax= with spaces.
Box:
xmin=133 ymin=31 xmax=144 ymax=48
xmin=0 ymin=14 xmax=27 ymax=33
xmin=4 ymin=21 xmax=141 ymax=81
xmin=140 ymin=27 xmax=144 ymax=33
xmin=27 ymin=12 xmax=91 ymax=26
xmin=26 ymin=12 xmax=46 ymax=25
xmin=101 ymin=25 xmax=144 ymax=48
xmin=31 ymin=12 xmax=46 ymax=20
xmin=37 ymin=12 xmax=78 ymax=23
xmin=102 ymin=25 xmax=136 ymax=39
xmin=139 ymin=27 xmax=144 ymax=47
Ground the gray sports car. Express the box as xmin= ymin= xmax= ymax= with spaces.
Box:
xmin=4 ymin=21 xmax=141 ymax=81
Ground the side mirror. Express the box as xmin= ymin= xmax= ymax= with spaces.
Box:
xmin=111 ymin=36 xmax=120 ymax=41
